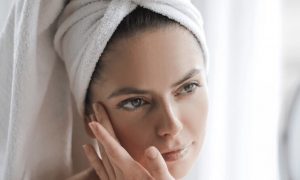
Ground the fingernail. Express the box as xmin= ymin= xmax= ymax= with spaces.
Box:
xmin=145 ymin=146 xmax=157 ymax=160
xmin=88 ymin=122 xmax=97 ymax=132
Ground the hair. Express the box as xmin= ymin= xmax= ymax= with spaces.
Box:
xmin=84 ymin=6 xmax=191 ymax=116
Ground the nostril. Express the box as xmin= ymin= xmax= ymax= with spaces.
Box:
xmin=157 ymin=119 xmax=183 ymax=137
xmin=156 ymin=100 xmax=183 ymax=137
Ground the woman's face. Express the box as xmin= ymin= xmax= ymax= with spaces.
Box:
xmin=89 ymin=26 xmax=208 ymax=178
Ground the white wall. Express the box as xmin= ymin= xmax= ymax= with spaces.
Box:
xmin=280 ymin=0 xmax=300 ymax=179
xmin=282 ymin=0 xmax=300 ymax=112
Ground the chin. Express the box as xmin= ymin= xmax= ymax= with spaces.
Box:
xmin=166 ymin=155 xmax=197 ymax=179
xmin=165 ymin=144 xmax=199 ymax=179
xmin=168 ymin=165 xmax=191 ymax=179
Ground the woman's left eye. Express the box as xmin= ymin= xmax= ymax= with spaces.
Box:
xmin=178 ymin=82 xmax=201 ymax=95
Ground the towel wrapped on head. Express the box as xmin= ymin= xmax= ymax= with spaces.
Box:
xmin=54 ymin=0 xmax=208 ymax=118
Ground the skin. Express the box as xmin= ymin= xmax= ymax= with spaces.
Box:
xmin=75 ymin=25 xmax=208 ymax=180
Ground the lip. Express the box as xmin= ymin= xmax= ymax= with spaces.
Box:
xmin=161 ymin=143 xmax=191 ymax=162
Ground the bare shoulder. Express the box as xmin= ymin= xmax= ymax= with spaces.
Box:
xmin=65 ymin=167 xmax=99 ymax=180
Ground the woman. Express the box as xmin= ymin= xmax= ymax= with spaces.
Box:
xmin=0 ymin=0 xmax=208 ymax=179
xmin=66 ymin=6 xmax=209 ymax=180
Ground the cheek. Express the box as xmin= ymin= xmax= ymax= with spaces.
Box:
xmin=108 ymin=111 xmax=153 ymax=161
xmin=181 ymin=90 xmax=208 ymax=140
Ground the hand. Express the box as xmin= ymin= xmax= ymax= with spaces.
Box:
xmin=82 ymin=103 xmax=175 ymax=180
xmin=65 ymin=167 xmax=98 ymax=180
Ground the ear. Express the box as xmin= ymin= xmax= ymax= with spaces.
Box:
xmin=84 ymin=115 xmax=96 ymax=138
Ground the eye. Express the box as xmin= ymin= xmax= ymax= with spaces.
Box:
xmin=177 ymin=81 xmax=201 ymax=95
xmin=118 ymin=97 xmax=148 ymax=111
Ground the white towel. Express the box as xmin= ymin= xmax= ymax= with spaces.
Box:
xmin=0 ymin=0 xmax=208 ymax=179
xmin=54 ymin=0 xmax=209 ymax=117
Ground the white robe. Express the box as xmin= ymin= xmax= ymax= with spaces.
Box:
xmin=0 ymin=1 xmax=94 ymax=179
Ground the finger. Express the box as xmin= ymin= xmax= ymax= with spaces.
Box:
xmin=92 ymin=103 xmax=118 ymax=141
xmin=65 ymin=167 xmax=98 ymax=180
xmin=88 ymin=121 xmax=134 ymax=165
xmin=88 ymin=121 xmax=160 ymax=179
xmin=144 ymin=146 xmax=174 ymax=180
xmin=90 ymin=115 xmax=116 ymax=179
xmin=82 ymin=144 xmax=108 ymax=180
xmin=91 ymin=105 xmax=125 ymax=179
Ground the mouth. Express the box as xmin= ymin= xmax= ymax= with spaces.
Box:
xmin=161 ymin=143 xmax=191 ymax=162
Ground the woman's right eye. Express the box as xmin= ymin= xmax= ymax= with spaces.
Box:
xmin=118 ymin=97 xmax=148 ymax=111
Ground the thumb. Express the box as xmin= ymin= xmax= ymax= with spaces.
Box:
xmin=144 ymin=146 xmax=175 ymax=180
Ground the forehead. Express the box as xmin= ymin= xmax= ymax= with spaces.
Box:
xmin=97 ymin=26 xmax=204 ymax=92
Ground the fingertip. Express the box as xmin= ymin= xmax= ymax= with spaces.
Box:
xmin=82 ymin=144 xmax=91 ymax=154
xmin=88 ymin=121 xmax=98 ymax=132
xmin=82 ymin=145 xmax=91 ymax=160
xmin=145 ymin=146 xmax=158 ymax=160
xmin=82 ymin=144 xmax=99 ymax=164
xmin=82 ymin=144 xmax=88 ymax=150
xmin=143 ymin=146 xmax=171 ymax=179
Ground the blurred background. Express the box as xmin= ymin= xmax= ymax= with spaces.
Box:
xmin=1 ymin=0 xmax=299 ymax=180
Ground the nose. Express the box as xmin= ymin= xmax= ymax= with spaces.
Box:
xmin=156 ymin=101 xmax=183 ymax=138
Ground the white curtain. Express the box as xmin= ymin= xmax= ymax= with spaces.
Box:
xmin=189 ymin=0 xmax=281 ymax=179
xmin=0 ymin=1 xmax=13 ymax=30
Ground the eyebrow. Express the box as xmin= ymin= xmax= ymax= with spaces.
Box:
xmin=107 ymin=68 xmax=202 ymax=99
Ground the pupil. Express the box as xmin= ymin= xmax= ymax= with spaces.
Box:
xmin=185 ymin=84 xmax=193 ymax=91
xmin=132 ymin=99 xmax=141 ymax=106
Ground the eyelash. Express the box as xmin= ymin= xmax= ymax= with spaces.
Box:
xmin=117 ymin=96 xmax=149 ymax=111
xmin=175 ymin=81 xmax=201 ymax=96
xmin=117 ymin=81 xmax=201 ymax=111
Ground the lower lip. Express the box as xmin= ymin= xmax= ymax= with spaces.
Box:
xmin=162 ymin=146 xmax=190 ymax=162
